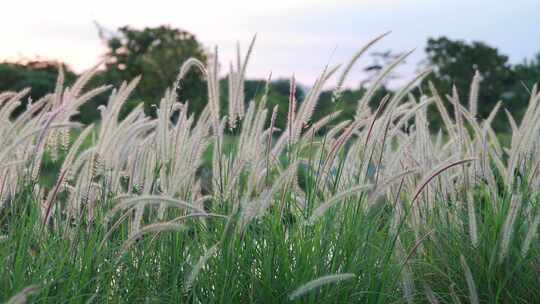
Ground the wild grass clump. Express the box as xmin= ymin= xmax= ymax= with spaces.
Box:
xmin=1 ymin=33 xmax=540 ymax=303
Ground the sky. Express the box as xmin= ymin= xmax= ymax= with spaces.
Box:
xmin=1 ymin=0 xmax=539 ymax=88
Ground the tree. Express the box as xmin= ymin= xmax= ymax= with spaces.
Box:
xmin=99 ymin=25 xmax=208 ymax=116
xmin=423 ymin=37 xmax=518 ymax=120
xmin=0 ymin=59 xmax=76 ymax=116
xmin=512 ymin=52 xmax=540 ymax=97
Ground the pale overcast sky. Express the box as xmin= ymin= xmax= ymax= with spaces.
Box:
xmin=1 ymin=0 xmax=539 ymax=87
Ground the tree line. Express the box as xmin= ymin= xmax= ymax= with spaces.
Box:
xmin=1 ymin=25 xmax=539 ymax=132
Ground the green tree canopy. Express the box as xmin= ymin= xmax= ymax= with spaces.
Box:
xmin=423 ymin=37 xmax=518 ymax=119
xmin=99 ymin=25 xmax=208 ymax=116
xmin=512 ymin=52 xmax=540 ymax=96
xmin=0 ymin=59 xmax=76 ymax=116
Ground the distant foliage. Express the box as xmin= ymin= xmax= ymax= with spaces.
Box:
xmin=423 ymin=36 xmax=540 ymax=130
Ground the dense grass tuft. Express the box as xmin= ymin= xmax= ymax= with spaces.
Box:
xmin=2 ymin=35 xmax=540 ymax=303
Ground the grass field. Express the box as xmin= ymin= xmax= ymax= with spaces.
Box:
xmin=2 ymin=35 xmax=540 ymax=303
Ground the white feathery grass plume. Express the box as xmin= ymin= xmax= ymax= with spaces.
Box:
xmin=228 ymin=62 xmax=238 ymax=127
xmin=324 ymin=120 xmax=352 ymax=146
xmin=211 ymin=46 xmax=220 ymax=105
xmin=252 ymin=161 xmax=298 ymax=219
xmin=0 ymin=93 xmax=25 ymax=130
xmin=302 ymin=110 xmax=342 ymax=140
xmin=184 ymin=243 xmax=220 ymax=291
xmin=466 ymin=193 xmax=478 ymax=247
xmin=390 ymin=197 xmax=405 ymax=237
xmin=517 ymin=84 xmax=539 ymax=131
xmin=0 ymin=91 xmax=17 ymax=104
xmin=9 ymin=96 xmax=51 ymax=132
xmin=208 ymin=49 xmax=222 ymax=133
xmin=270 ymin=65 xmax=339 ymax=157
xmin=155 ymin=90 xmax=175 ymax=185
xmin=337 ymin=140 xmax=365 ymax=189
xmin=115 ymin=121 xmax=156 ymax=163
xmin=489 ymin=148 xmax=508 ymax=187
xmin=0 ymin=160 xmax=26 ymax=170
xmin=429 ymin=81 xmax=456 ymax=138
xmin=4 ymin=88 xmax=31 ymax=107
xmin=483 ymin=100 xmax=502 ymax=130
xmin=92 ymin=77 xmax=142 ymax=184
xmin=479 ymin=101 xmax=502 ymax=181
xmin=387 ymin=98 xmax=433 ymax=139
xmin=333 ymin=31 xmax=391 ymax=101
xmin=288 ymin=273 xmax=356 ymax=300
xmin=368 ymin=169 xmax=418 ymax=203
xmin=65 ymin=147 xmax=96 ymax=215
xmin=503 ymin=92 xmax=540 ymax=185
xmin=469 ymin=70 xmax=481 ymax=117
xmin=528 ymin=154 xmax=540 ymax=189
xmin=293 ymin=65 xmax=339 ymax=139
xmin=227 ymin=35 xmax=256 ymax=127
xmin=319 ymin=120 xmax=362 ymax=182
xmin=449 ymin=100 xmax=484 ymax=155
xmin=410 ymin=158 xmax=476 ymax=205
xmin=55 ymin=63 xmax=65 ymax=96
xmin=448 ymin=85 xmax=466 ymax=156
xmin=460 ymin=255 xmax=479 ymax=304
xmin=178 ymin=58 xmax=208 ymax=80
xmin=212 ymin=118 xmax=227 ymax=194
xmin=307 ymin=184 xmax=371 ymax=225
xmin=356 ymin=50 xmax=413 ymax=117
xmin=70 ymin=85 xmax=112 ymax=110
xmin=31 ymin=141 xmax=46 ymax=181
xmin=70 ymin=62 xmax=103 ymax=97
xmin=395 ymin=237 xmax=415 ymax=304
xmin=51 ymin=66 xmax=64 ymax=111
xmin=387 ymin=68 xmax=432 ymax=111
xmin=6 ymin=285 xmax=40 ymax=304
xmin=413 ymin=99 xmax=432 ymax=173
xmin=97 ymin=77 xmax=141 ymax=141
xmin=117 ymin=223 xmax=185 ymax=260
xmin=58 ymin=125 xmax=94 ymax=179
xmin=105 ymin=195 xmax=207 ymax=226
xmin=505 ymin=109 xmax=519 ymax=140
xmin=266 ymin=105 xmax=279 ymax=157
xmin=287 ymin=74 xmax=297 ymax=145
xmin=41 ymin=124 xmax=94 ymax=225
xmin=521 ymin=212 xmax=540 ymax=257
xmin=0 ymin=121 xmax=77 ymax=178
xmin=499 ymin=194 xmax=522 ymax=263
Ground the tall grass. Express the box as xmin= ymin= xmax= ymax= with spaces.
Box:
xmin=1 ymin=34 xmax=540 ymax=303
